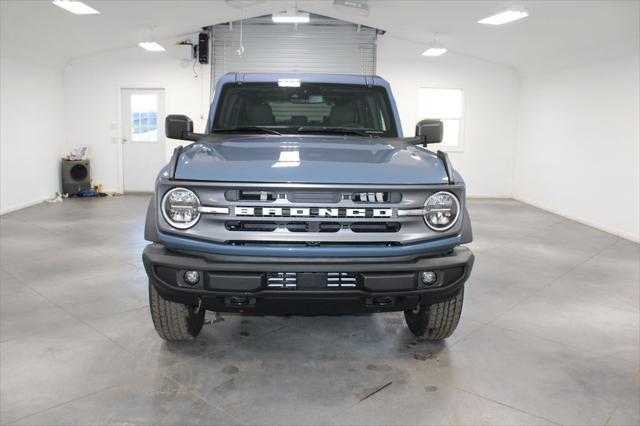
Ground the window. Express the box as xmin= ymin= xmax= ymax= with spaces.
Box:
xmin=212 ymin=83 xmax=398 ymax=137
xmin=130 ymin=94 xmax=158 ymax=142
xmin=417 ymin=88 xmax=464 ymax=150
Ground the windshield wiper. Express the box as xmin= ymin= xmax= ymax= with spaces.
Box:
xmin=212 ymin=126 xmax=282 ymax=135
xmin=296 ymin=126 xmax=382 ymax=138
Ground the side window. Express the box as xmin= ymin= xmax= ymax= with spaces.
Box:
xmin=130 ymin=94 xmax=158 ymax=142
xmin=417 ymin=88 xmax=464 ymax=151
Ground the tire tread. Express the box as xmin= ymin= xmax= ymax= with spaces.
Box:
xmin=149 ymin=284 xmax=204 ymax=341
xmin=404 ymin=289 xmax=464 ymax=340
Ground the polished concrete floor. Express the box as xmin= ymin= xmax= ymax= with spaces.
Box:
xmin=0 ymin=196 xmax=638 ymax=426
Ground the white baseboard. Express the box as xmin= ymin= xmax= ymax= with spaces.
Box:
xmin=0 ymin=197 xmax=47 ymax=216
xmin=513 ymin=195 xmax=640 ymax=243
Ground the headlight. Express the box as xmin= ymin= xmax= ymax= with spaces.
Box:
xmin=161 ymin=187 xmax=200 ymax=229
xmin=424 ymin=191 xmax=460 ymax=231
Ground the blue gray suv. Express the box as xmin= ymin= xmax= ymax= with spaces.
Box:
xmin=143 ymin=73 xmax=474 ymax=341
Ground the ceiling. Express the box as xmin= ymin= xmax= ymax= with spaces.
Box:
xmin=1 ymin=0 xmax=638 ymax=74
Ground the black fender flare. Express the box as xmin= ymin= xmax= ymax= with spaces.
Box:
xmin=460 ymin=207 xmax=473 ymax=244
xmin=144 ymin=195 xmax=159 ymax=242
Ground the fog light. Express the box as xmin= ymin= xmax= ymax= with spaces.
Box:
xmin=183 ymin=270 xmax=200 ymax=286
xmin=421 ymin=271 xmax=437 ymax=285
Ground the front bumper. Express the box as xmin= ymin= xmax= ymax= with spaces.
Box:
xmin=142 ymin=244 xmax=474 ymax=315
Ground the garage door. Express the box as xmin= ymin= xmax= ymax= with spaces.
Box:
xmin=211 ymin=14 xmax=380 ymax=89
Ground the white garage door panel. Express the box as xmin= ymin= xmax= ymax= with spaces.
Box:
xmin=212 ymin=15 xmax=378 ymax=88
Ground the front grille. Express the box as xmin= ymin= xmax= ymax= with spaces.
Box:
xmin=266 ymin=272 xmax=358 ymax=290
xmin=227 ymin=241 xmax=401 ymax=247
xmin=326 ymin=272 xmax=357 ymax=288
xmin=172 ymin=183 xmax=465 ymax=246
xmin=267 ymin=272 xmax=297 ymax=288
xmin=226 ymin=221 xmax=399 ymax=233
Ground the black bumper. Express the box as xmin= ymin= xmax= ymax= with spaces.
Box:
xmin=142 ymin=244 xmax=474 ymax=315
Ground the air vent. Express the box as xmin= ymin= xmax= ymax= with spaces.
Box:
xmin=351 ymin=192 xmax=402 ymax=203
xmin=288 ymin=191 xmax=341 ymax=203
xmin=350 ymin=222 xmax=401 ymax=233
xmin=319 ymin=222 xmax=341 ymax=233
xmin=225 ymin=189 xmax=277 ymax=202
xmin=267 ymin=272 xmax=297 ymax=288
xmin=225 ymin=221 xmax=278 ymax=232
xmin=327 ymin=272 xmax=357 ymax=288
xmin=286 ymin=223 xmax=308 ymax=232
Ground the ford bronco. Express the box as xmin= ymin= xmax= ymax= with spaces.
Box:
xmin=143 ymin=73 xmax=474 ymax=341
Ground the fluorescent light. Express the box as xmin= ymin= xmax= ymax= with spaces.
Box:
xmin=333 ymin=0 xmax=370 ymax=17
xmin=278 ymin=79 xmax=301 ymax=87
xmin=478 ymin=6 xmax=529 ymax=25
xmin=422 ymin=47 xmax=447 ymax=57
xmin=272 ymin=8 xmax=310 ymax=23
xmin=225 ymin=0 xmax=265 ymax=8
xmin=52 ymin=0 xmax=99 ymax=15
xmin=138 ymin=42 xmax=166 ymax=52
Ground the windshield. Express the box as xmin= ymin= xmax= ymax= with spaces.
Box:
xmin=212 ymin=82 xmax=398 ymax=137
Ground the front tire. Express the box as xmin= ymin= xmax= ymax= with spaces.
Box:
xmin=404 ymin=289 xmax=464 ymax=340
xmin=149 ymin=283 xmax=205 ymax=341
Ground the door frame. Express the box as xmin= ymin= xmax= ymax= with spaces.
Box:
xmin=116 ymin=84 xmax=167 ymax=194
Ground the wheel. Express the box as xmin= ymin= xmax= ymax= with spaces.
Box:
xmin=404 ymin=289 xmax=464 ymax=340
xmin=149 ymin=283 xmax=205 ymax=341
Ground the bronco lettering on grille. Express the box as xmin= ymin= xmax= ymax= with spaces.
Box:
xmin=234 ymin=207 xmax=393 ymax=218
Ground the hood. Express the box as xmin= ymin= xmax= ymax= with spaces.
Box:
xmin=174 ymin=135 xmax=451 ymax=185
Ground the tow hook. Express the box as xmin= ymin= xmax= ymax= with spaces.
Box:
xmin=372 ymin=296 xmax=394 ymax=306
xmin=228 ymin=296 xmax=250 ymax=307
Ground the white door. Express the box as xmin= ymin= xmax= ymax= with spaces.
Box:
xmin=121 ymin=88 xmax=166 ymax=192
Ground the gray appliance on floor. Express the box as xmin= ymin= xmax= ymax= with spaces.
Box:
xmin=61 ymin=159 xmax=91 ymax=195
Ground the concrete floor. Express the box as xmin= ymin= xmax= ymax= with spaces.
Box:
xmin=0 ymin=196 xmax=638 ymax=426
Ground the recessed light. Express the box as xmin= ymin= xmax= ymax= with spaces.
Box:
xmin=422 ymin=47 xmax=447 ymax=57
xmin=272 ymin=8 xmax=310 ymax=23
xmin=138 ymin=42 xmax=166 ymax=52
xmin=478 ymin=6 xmax=529 ymax=25
xmin=52 ymin=0 xmax=99 ymax=15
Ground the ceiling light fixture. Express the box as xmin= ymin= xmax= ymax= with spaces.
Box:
xmin=225 ymin=0 xmax=265 ymax=8
xmin=138 ymin=42 xmax=166 ymax=52
xmin=478 ymin=5 xmax=529 ymax=25
xmin=52 ymin=0 xmax=99 ymax=15
xmin=272 ymin=8 xmax=310 ymax=23
xmin=333 ymin=0 xmax=370 ymax=17
xmin=422 ymin=34 xmax=447 ymax=57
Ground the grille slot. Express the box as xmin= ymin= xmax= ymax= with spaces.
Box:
xmin=350 ymin=222 xmax=401 ymax=233
xmin=319 ymin=222 xmax=341 ymax=233
xmin=351 ymin=192 xmax=401 ymax=203
xmin=288 ymin=191 xmax=341 ymax=204
xmin=286 ymin=223 xmax=308 ymax=232
xmin=225 ymin=221 xmax=278 ymax=232
xmin=327 ymin=272 xmax=357 ymax=288
xmin=225 ymin=189 xmax=277 ymax=202
xmin=267 ymin=272 xmax=297 ymax=288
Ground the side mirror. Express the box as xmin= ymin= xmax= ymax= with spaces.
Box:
xmin=165 ymin=115 xmax=194 ymax=140
xmin=415 ymin=119 xmax=443 ymax=145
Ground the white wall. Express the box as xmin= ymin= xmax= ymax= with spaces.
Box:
xmin=377 ymin=35 xmax=520 ymax=198
xmin=514 ymin=55 xmax=640 ymax=242
xmin=0 ymin=55 xmax=66 ymax=214
xmin=63 ymin=36 xmax=210 ymax=192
